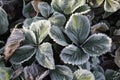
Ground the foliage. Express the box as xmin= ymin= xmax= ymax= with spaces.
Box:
xmin=0 ymin=0 xmax=120 ymax=80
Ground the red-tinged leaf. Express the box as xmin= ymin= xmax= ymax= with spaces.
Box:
xmin=31 ymin=0 xmax=42 ymax=13
xmin=3 ymin=29 xmax=25 ymax=60
xmin=10 ymin=66 xmax=23 ymax=79
xmin=24 ymin=62 xmax=47 ymax=80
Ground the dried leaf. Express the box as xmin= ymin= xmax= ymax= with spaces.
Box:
xmin=24 ymin=62 xmax=47 ymax=80
xmin=31 ymin=0 xmax=42 ymax=13
xmin=3 ymin=29 xmax=25 ymax=60
xmin=114 ymin=29 xmax=120 ymax=35
xmin=91 ymin=23 xmax=109 ymax=33
xmin=115 ymin=47 xmax=120 ymax=68
xmin=10 ymin=66 xmax=23 ymax=79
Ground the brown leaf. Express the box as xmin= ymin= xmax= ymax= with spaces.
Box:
xmin=24 ymin=62 xmax=47 ymax=80
xmin=113 ymin=29 xmax=120 ymax=35
xmin=10 ymin=66 xmax=23 ymax=79
xmin=115 ymin=47 xmax=120 ymax=68
xmin=3 ymin=29 xmax=25 ymax=60
xmin=31 ymin=0 xmax=42 ymax=14
xmin=91 ymin=23 xmax=109 ymax=33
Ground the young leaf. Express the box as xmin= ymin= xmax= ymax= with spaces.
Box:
xmin=50 ymin=65 xmax=73 ymax=80
xmin=38 ymin=2 xmax=53 ymax=18
xmin=49 ymin=12 xmax=66 ymax=26
xmin=49 ymin=26 xmax=68 ymax=46
xmin=83 ymin=33 xmax=111 ymax=56
xmin=60 ymin=44 xmax=89 ymax=65
xmin=73 ymin=69 xmax=95 ymax=80
xmin=30 ymin=20 xmax=51 ymax=44
xmin=0 ymin=67 xmax=10 ymax=80
xmin=93 ymin=71 xmax=105 ymax=80
xmin=114 ymin=47 xmax=120 ymax=68
xmin=65 ymin=13 xmax=90 ymax=45
xmin=0 ymin=7 xmax=9 ymax=34
xmin=36 ymin=42 xmax=55 ymax=69
xmin=104 ymin=0 xmax=120 ymax=12
xmin=10 ymin=45 xmax=36 ymax=64
xmin=51 ymin=0 xmax=85 ymax=14
xmin=3 ymin=29 xmax=25 ymax=60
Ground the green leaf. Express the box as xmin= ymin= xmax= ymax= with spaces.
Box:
xmin=75 ymin=4 xmax=90 ymax=14
xmin=83 ymin=33 xmax=112 ymax=56
xmin=23 ymin=18 xmax=33 ymax=28
xmin=65 ymin=13 xmax=90 ymax=45
xmin=93 ymin=71 xmax=105 ymax=80
xmin=104 ymin=0 xmax=120 ymax=12
xmin=102 ymin=12 xmax=113 ymax=19
xmin=23 ymin=28 xmax=37 ymax=45
xmin=60 ymin=44 xmax=89 ymax=65
xmin=73 ymin=69 xmax=95 ymax=80
xmin=51 ymin=0 xmax=86 ymax=14
xmin=50 ymin=65 xmax=73 ymax=80
xmin=49 ymin=12 xmax=66 ymax=26
xmin=0 ymin=7 xmax=9 ymax=34
xmin=49 ymin=26 xmax=68 ymax=46
xmin=22 ymin=2 xmax=35 ymax=18
xmin=0 ymin=56 xmax=5 ymax=67
xmin=81 ymin=62 xmax=91 ymax=70
xmin=89 ymin=0 xmax=104 ymax=7
xmin=36 ymin=42 xmax=55 ymax=69
xmin=23 ymin=17 xmax=44 ymax=28
xmin=10 ymin=45 xmax=36 ymax=64
xmin=30 ymin=20 xmax=51 ymax=44
xmin=0 ymin=67 xmax=10 ymax=80
xmin=91 ymin=57 xmax=100 ymax=65
xmin=38 ymin=2 xmax=53 ymax=18
xmin=91 ymin=65 xmax=104 ymax=74
xmin=105 ymin=69 xmax=115 ymax=80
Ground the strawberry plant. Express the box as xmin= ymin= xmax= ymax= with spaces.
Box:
xmin=0 ymin=0 xmax=120 ymax=80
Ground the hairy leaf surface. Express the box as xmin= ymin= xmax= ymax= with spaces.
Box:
xmin=60 ymin=44 xmax=89 ymax=65
xmin=38 ymin=2 xmax=52 ymax=18
xmin=36 ymin=42 xmax=55 ymax=69
xmin=10 ymin=45 xmax=36 ymax=64
xmin=104 ymin=0 xmax=120 ymax=12
xmin=30 ymin=20 xmax=51 ymax=44
xmin=65 ymin=13 xmax=90 ymax=45
xmin=51 ymin=0 xmax=85 ymax=14
xmin=73 ymin=69 xmax=95 ymax=80
xmin=49 ymin=12 xmax=66 ymax=26
xmin=83 ymin=33 xmax=111 ymax=56
xmin=49 ymin=26 xmax=68 ymax=46
xmin=50 ymin=65 xmax=73 ymax=80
